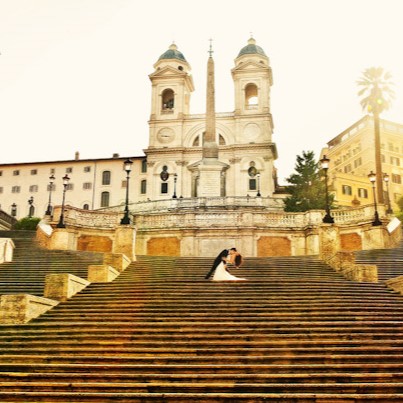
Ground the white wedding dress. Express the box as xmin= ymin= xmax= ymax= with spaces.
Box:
xmin=212 ymin=262 xmax=246 ymax=282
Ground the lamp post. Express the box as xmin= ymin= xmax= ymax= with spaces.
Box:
xmin=28 ymin=196 xmax=34 ymax=218
xmin=383 ymin=173 xmax=393 ymax=214
xmin=11 ymin=203 xmax=17 ymax=217
xmin=56 ymin=174 xmax=70 ymax=228
xmin=256 ymin=173 xmax=261 ymax=197
xmin=45 ymin=174 xmax=55 ymax=216
xmin=368 ymin=171 xmax=382 ymax=226
xmin=120 ymin=159 xmax=133 ymax=225
xmin=172 ymin=173 xmax=178 ymax=199
xmin=320 ymin=155 xmax=334 ymax=224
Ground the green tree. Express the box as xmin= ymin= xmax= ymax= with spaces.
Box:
xmin=284 ymin=151 xmax=333 ymax=212
xmin=357 ymin=67 xmax=394 ymax=204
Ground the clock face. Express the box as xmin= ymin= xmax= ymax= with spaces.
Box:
xmin=157 ymin=128 xmax=175 ymax=144
xmin=243 ymin=123 xmax=261 ymax=141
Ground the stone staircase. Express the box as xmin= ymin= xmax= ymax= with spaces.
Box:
xmin=0 ymin=233 xmax=402 ymax=401
xmin=0 ymin=230 xmax=103 ymax=296
xmin=355 ymin=240 xmax=403 ymax=281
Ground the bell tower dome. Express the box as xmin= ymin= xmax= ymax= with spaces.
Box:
xmin=232 ymin=37 xmax=273 ymax=117
xmin=149 ymin=43 xmax=194 ymax=122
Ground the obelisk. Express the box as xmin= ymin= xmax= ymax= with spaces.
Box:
xmin=195 ymin=40 xmax=228 ymax=197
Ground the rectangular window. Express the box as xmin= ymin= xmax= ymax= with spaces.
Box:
xmin=101 ymin=191 xmax=110 ymax=207
xmin=343 ymin=164 xmax=352 ymax=173
xmin=161 ymin=182 xmax=168 ymax=194
xmin=0 ymin=187 xmax=3 ymax=193
xmin=0 ymin=171 xmax=3 ymax=176
xmin=102 ymin=171 xmax=111 ymax=185
xmin=358 ymin=188 xmax=368 ymax=198
xmin=29 ymin=185 xmax=38 ymax=192
xmin=12 ymin=186 xmax=21 ymax=193
xmin=66 ymin=167 xmax=73 ymax=173
xmin=249 ymin=178 xmax=257 ymax=191
xmin=392 ymin=174 xmax=402 ymax=184
xmin=121 ymin=180 xmax=127 ymax=188
xmin=84 ymin=166 xmax=91 ymax=173
xmin=353 ymin=158 xmax=362 ymax=168
xmin=390 ymin=156 xmax=400 ymax=166
xmin=50 ymin=168 xmax=55 ymax=174
xmin=66 ymin=183 xmax=74 ymax=191
xmin=342 ymin=185 xmax=352 ymax=195
xmin=141 ymin=160 xmax=147 ymax=173
xmin=13 ymin=170 xmax=20 ymax=176
xmin=31 ymin=169 xmax=37 ymax=175
xmin=141 ymin=180 xmax=147 ymax=194
xmin=47 ymin=183 xmax=56 ymax=191
xmin=83 ymin=182 xmax=92 ymax=190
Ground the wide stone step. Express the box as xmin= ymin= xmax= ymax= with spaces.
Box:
xmin=0 ymin=391 xmax=402 ymax=402
xmin=0 ymin=380 xmax=402 ymax=394
xmin=1 ymin=370 xmax=402 ymax=383
xmin=0 ymin=353 xmax=402 ymax=365
xmin=2 ymin=346 xmax=402 ymax=357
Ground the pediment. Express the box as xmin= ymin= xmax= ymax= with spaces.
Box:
xmin=149 ymin=66 xmax=186 ymax=78
xmin=232 ymin=60 xmax=270 ymax=73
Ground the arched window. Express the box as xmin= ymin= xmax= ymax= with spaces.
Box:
xmin=102 ymin=171 xmax=111 ymax=185
xmin=100 ymin=191 xmax=110 ymax=207
xmin=219 ymin=134 xmax=226 ymax=145
xmin=141 ymin=180 xmax=147 ymax=194
xmin=162 ymin=89 xmax=174 ymax=110
xmin=245 ymin=83 xmax=258 ymax=108
xmin=83 ymin=204 xmax=89 ymax=210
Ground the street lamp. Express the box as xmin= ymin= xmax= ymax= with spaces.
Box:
xmin=56 ymin=174 xmax=70 ymax=228
xmin=11 ymin=203 xmax=17 ymax=217
xmin=256 ymin=173 xmax=261 ymax=197
xmin=172 ymin=173 xmax=178 ymax=199
xmin=120 ymin=159 xmax=133 ymax=225
xmin=28 ymin=196 xmax=34 ymax=218
xmin=383 ymin=173 xmax=393 ymax=214
xmin=319 ymin=155 xmax=334 ymax=224
xmin=45 ymin=174 xmax=55 ymax=216
xmin=368 ymin=171 xmax=382 ymax=226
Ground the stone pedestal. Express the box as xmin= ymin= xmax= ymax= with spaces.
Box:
xmin=44 ymin=273 xmax=90 ymax=301
xmin=113 ymin=226 xmax=136 ymax=261
xmin=0 ymin=238 xmax=14 ymax=263
xmin=0 ymin=294 xmax=58 ymax=324
xmin=88 ymin=265 xmax=119 ymax=283
xmin=104 ymin=253 xmax=131 ymax=272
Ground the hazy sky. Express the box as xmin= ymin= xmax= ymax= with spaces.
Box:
xmin=1 ymin=0 xmax=402 ymax=184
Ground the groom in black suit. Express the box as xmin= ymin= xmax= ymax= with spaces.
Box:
xmin=204 ymin=249 xmax=229 ymax=279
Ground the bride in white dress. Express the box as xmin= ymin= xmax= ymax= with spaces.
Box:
xmin=212 ymin=260 xmax=246 ymax=281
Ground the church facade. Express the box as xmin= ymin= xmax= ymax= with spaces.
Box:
xmin=144 ymin=38 xmax=278 ymax=200
xmin=0 ymin=38 xmax=280 ymax=219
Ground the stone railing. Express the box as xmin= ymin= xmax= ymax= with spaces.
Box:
xmin=324 ymin=250 xmax=378 ymax=283
xmin=101 ymin=196 xmax=286 ymax=215
xmin=52 ymin=205 xmax=122 ymax=229
xmin=133 ymin=206 xmax=380 ymax=230
xmin=54 ymin=202 xmax=385 ymax=231
xmin=0 ymin=210 xmax=17 ymax=230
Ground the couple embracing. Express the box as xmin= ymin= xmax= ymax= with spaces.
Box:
xmin=205 ymin=247 xmax=246 ymax=282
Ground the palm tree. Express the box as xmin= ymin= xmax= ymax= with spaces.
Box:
xmin=357 ymin=67 xmax=394 ymax=204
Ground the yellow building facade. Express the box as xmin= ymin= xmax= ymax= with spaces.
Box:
xmin=323 ymin=115 xmax=403 ymax=210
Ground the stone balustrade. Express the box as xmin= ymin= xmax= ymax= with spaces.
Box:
xmin=324 ymin=250 xmax=378 ymax=283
